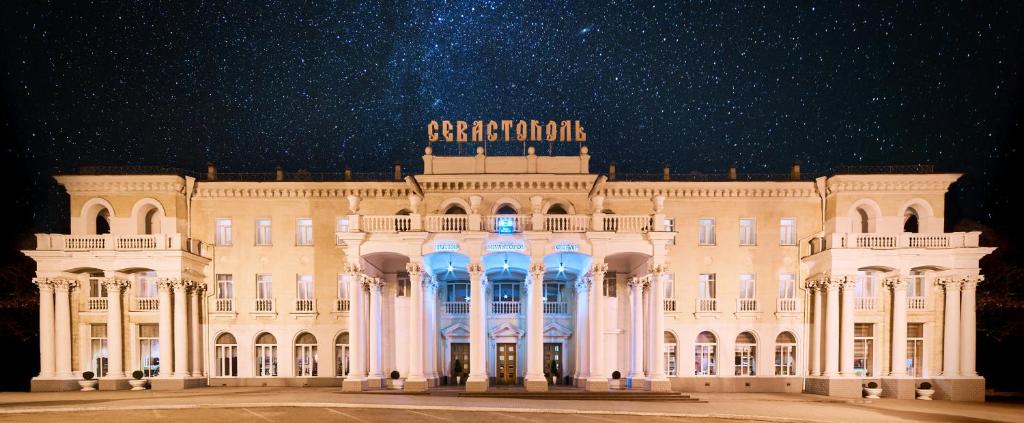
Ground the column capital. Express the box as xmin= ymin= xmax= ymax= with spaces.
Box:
xmin=467 ymin=262 xmax=484 ymax=278
xmin=529 ymin=263 xmax=545 ymax=277
xmin=366 ymin=277 xmax=385 ymax=292
xmin=344 ymin=263 xmax=362 ymax=275
xmin=33 ymin=277 xmax=54 ymax=291
xmin=157 ymin=277 xmax=177 ymax=291
xmin=648 ymin=264 xmax=669 ymax=275
xmin=936 ymin=277 xmax=963 ymax=290
xmin=627 ymin=277 xmax=646 ymax=289
xmin=405 ymin=262 xmax=424 ymax=276
xmin=574 ymin=277 xmax=592 ymax=293
xmin=590 ymin=263 xmax=608 ymax=278
xmin=171 ymin=279 xmax=193 ymax=292
xmin=960 ymin=276 xmax=982 ymax=291
xmin=101 ymin=277 xmax=131 ymax=291
xmin=49 ymin=278 xmax=79 ymax=292
xmin=883 ymin=276 xmax=908 ymax=289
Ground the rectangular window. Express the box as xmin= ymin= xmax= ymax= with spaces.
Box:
xmin=854 ymin=323 xmax=875 ymax=377
xmin=907 ymin=323 xmax=925 ymax=377
xmin=139 ymin=324 xmax=160 ymax=377
xmin=296 ymin=274 xmax=313 ymax=300
xmin=775 ymin=339 xmax=797 ymax=376
xmin=336 ymin=217 xmax=350 ymax=233
xmin=337 ymin=274 xmax=349 ymax=299
xmin=698 ymin=219 xmax=716 ymax=245
xmin=492 ymin=282 xmax=521 ymax=302
xmin=216 ymin=274 xmax=233 ymax=299
xmin=739 ymin=218 xmax=756 ymax=246
xmin=215 ymin=218 xmax=232 ymax=246
xmin=544 ymin=282 xmax=564 ymax=302
xmin=855 ymin=271 xmax=876 ymax=298
xmin=296 ymin=218 xmax=313 ymax=245
xmin=780 ymin=218 xmax=797 ymax=245
xmin=735 ymin=343 xmax=756 ymax=376
xmin=88 ymin=275 xmax=107 ymax=298
xmin=698 ymin=274 xmax=716 ymax=298
xmin=447 ymin=282 xmax=469 ymax=302
xmin=909 ymin=272 xmax=926 ymax=297
xmin=695 ymin=343 xmax=717 ymax=376
xmin=602 ymin=272 xmax=617 ymax=297
xmin=255 ymin=219 xmax=272 ymax=245
xmin=136 ymin=271 xmax=157 ymax=298
xmin=395 ymin=273 xmax=411 ymax=297
xmin=662 ymin=273 xmax=675 ymax=299
xmin=739 ymin=274 xmax=756 ymax=299
xmin=90 ymin=324 xmax=108 ymax=377
xmin=257 ymin=274 xmax=273 ymax=300
xmin=778 ymin=273 xmax=796 ymax=299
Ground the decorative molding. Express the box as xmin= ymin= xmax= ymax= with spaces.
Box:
xmin=49 ymin=278 xmax=79 ymax=291
xmin=825 ymin=174 xmax=960 ymax=195
xmin=417 ymin=176 xmax=595 ymax=195
xmin=365 ymin=277 xmax=385 ymax=291
xmin=55 ymin=175 xmax=187 ymax=195
xmin=101 ymin=278 xmax=131 ymax=291
xmin=157 ymin=277 xmax=177 ymax=290
xmin=194 ymin=182 xmax=411 ymax=199
xmin=627 ymin=277 xmax=646 ymax=289
xmin=33 ymin=278 xmax=54 ymax=291
xmin=599 ymin=181 xmax=817 ymax=199
xmin=884 ymin=276 xmax=908 ymax=289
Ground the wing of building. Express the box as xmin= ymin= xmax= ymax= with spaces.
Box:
xmin=23 ymin=146 xmax=992 ymax=401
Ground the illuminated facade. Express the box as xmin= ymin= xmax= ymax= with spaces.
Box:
xmin=25 ymin=147 xmax=991 ymax=401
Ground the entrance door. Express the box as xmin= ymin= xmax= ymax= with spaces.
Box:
xmin=451 ymin=343 xmax=470 ymax=384
xmin=496 ymin=343 xmax=518 ymax=385
xmin=543 ymin=343 xmax=562 ymax=384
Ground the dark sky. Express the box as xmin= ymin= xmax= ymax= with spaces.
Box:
xmin=2 ymin=1 xmax=1022 ymax=237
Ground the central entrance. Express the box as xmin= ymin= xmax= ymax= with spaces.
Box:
xmin=450 ymin=343 xmax=469 ymax=384
xmin=496 ymin=343 xmax=518 ymax=385
xmin=544 ymin=342 xmax=562 ymax=384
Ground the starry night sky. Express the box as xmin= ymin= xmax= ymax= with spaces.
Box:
xmin=2 ymin=1 xmax=1022 ymax=236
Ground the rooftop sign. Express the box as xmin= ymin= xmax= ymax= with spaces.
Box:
xmin=428 ymin=120 xmax=586 ymax=143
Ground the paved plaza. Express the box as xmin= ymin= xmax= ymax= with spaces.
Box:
xmin=1 ymin=388 xmax=1023 ymax=422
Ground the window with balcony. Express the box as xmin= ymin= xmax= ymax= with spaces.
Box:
xmin=695 ymin=331 xmax=717 ymax=376
xmin=492 ymin=281 xmax=520 ymax=302
xmin=779 ymin=218 xmax=796 ymax=245
xmin=735 ymin=331 xmax=757 ymax=376
xmin=855 ymin=271 xmax=877 ymax=310
xmin=216 ymin=274 xmax=233 ymax=312
xmin=739 ymin=218 xmax=756 ymax=246
xmin=256 ymin=274 xmax=273 ymax=312
xmin=135 ymin=271 xmax=158 ymax=311
xmin=602 ymin=272 xmax=617 ymax=297
xmin=909 ymin=271 xmax=927 ymax=309
xmin=738 ymin=274 xmax=757 ymax=311
xmin=215 ymin=218 xmax=232 ymax=246
xmin=88 ymin=274 xmax=108 ymax=311
xmin=903 ymin=208 xmax=920 ymax=233
xmin=296 ymin=218 xmax=313 ymax=245
xmin=296 ymin=274 xmax=314 ymax=312
xmin=907 ymin=323 xmax=925 ymax=377
xmin=139 ymin=324 xmax=160 ymax=377
xmin=215 ymin=333 xmax=238 ymax=377
xmin=544 ymin=281 xmax=568 ymax=314
xmin=698 ymin=274 xmax=717 ymax=312
xmin=778 ymin=273 xmax=797 ymax=312
xmin=445 ymin=281 xmax=470 ymax=315
xmin=255 ymin=219 xmax=272 ymax=245
xmin=336 ymin=274 xmax=350 ymax=311
xmin=663 ymin=273 xmax=676 ymax=312
xmin=698 ymin=218 xmax=716 ymax=245
xmin=853 ymin=323 xmax=874 ymax=376
xmin=775 ymin=332 xmax=797 ymax=376
xmin=90 ymin=324 xmax=108 ymax=377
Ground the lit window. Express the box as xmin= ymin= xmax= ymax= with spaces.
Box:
xmin=856 ymin=271 xmax=876 ymax=298
xmin=662 ymin=273 xmax=675 ymax=299
xmin=336 ymin=217 xmax=350 ymax=233
xmin=335 ymin=333 xmax=350 ymax=377
xmin=695 ymin=331 xmax=717 ymax=376
xmin=698 ymin=219 xmax=716 ymax=245
xmin=780 ymin=218 xmax=796 ymax=245
xmin=255 ymin=219 xmax=272 ymax=245
xmin=739 ymin=218 xmax=756 ymax=246
xmin=907 ymin=323 xmax=925 ymax=377
xmin=337 ymin=274 xmax=349 ymax=299
xmin=663 ymin=218 xmax=675 ymax=232
xmin=139 ymin=324 xmax=160 ymax=377
xmin=296 ymin=218 xmax=313 ymax=245
xmin=735 ymin=332 xmax=757 ymax=376
xmin=136 ymin=271 xmax=157 ymax=298
xmin=853 ymin=323 xmax=875 ymax=377
xmin=295 ymin=332 xmax=318 ymax=377
xmin=90 ymin=324 xmax=108 ymax=377
xmin=395 ymin=273 xmax=411 ymax=297
xmin=602 ymin=272 xmax=617 ymax=297
xmin=215 ymin=218 xmax=232 ymax=246
xmin=778 ymin=273 xmax=796 ymax=299
xmin=215 ymin=333 xmax=238 ymax=377
xmin=255 ymin=332 xmax=278 ymax=377
xmin=698 ymin=274 xmax=716 ymax=298
xmin=774 ymin=332 xmax=797 ymax=376
xmin=664 ymin=332 xmax=678 ymax=376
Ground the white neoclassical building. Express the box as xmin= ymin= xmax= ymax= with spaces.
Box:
xmin=25 ymin=146 xmax=992 ymax=400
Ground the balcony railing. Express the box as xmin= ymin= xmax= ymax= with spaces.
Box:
xmin=484 ymin=215 xmax=529 ymax=233
xmin=663 ymin=298 xmax=676 ymax=312
xmin=810 ymin=231 xmax=982 ymax=254
xmin=855 ymin=297 xmax=877 ymax=310
xmin=907 ymin=296 xmax=926 ymax=310
xmin=491 ymin=300 xmax=520 ymax=315
xmin=424 ymin=215 xmax=468 ymax=232
xmin=737 ymin=298 xmax=758 ymax=312
xmin=444 ymin=301 xmax=469 ymax=315
xmin=335 ymin=299 xmax=350 ymax=312
xmin=214 ymin=298 xmax=234 ymax=313
xmin=87 ymin=297 xmax=108 ymax=311
xmin=601 ymin=215 xmax=653 ymax=233
xmin=35 ymin=233 xmax=211 ymax=257
xmin=777 ymin=298 xmax=798 ymax=313
xmin=294 ymin=299 xmax=315 ymax=313
xmin=361 ymin=215 xmax=412 ymax=233
xmin=543 ymin=301 xmax=569 ymax=315
xmin=543 ymin=215 xmax=589 ymax=232
xmin=696 ymin=298 xmax=718 ymax=312
xmin=253 ymin=298 xmax=275 ymax=313
xmin=135 ymin=297 xmax=159 ymax=311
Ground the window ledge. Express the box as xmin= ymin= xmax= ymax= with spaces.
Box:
xmin=693 ymin=311 xmax=722 ymax=319
xmin=734 ymin=311 xmax=763 ymax=319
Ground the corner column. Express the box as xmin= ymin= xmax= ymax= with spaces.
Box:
xmin=648 ymin=267 xmax=670 ymax=391
xmin=960 ymin=277 xmax=979 ymax=376
xmin=887 ymin=277 xmax=908 ymax=377
xmin=466 ymin=263 xmax=489 ymax=392
xmin=35 ymin=279 xmax=56 ymax=379
xmin=342 ymin=266 xmax=367 ymax=391
xmin=53 ymin=279 xmax=76 ymax=379
xmin=941 ymin=277 xmax=961 ymax=377
xmin=524 ymin=264 xmax=547 ymax=391
xmin=190 ymin=284 xmax=204 ymax=377
xmin=405 ymin=263 xmax=428 ymax=391
xmin=809 ymin=281 xmax=822 ymax=376
xmin=839 ymin=278 xmax=856 ymax=377
xmin=574 ymin=277 xmax=590 ymax=385
xmin=103 ymin=278 xmax=129 ymax=380
xmin=586 ymin=263 xmax=608 ymax=391
xmin=626 ymin=278 xmax=646 ymax=386
xmin=157 ymin=278 xmax=175 ymax=377
xmin=173 ymin=280 xmax=190 ymax=378
xmin=367 ymin=278 xmax=384 ymax=387
xmin=823 ymin=279 xmax=840 ymax=377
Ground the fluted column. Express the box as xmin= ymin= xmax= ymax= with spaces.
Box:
xmin=190 ymin=284 xmax=204 ymax=377
xmin=466 ymin=263 xmax=488 ymax=392
xmin=809 ymin=281 xmax=823 ymax=376
xmin=405 ymin=264 xmax=427 ymax=391
xmin=887 ymin=276 xmax=908 ymax=377
xmin=342 ymin=266 xmax=366 ymax=391
xmin=367 ymin=278 xmax=384 ymax=383
xmin=103 ymin=278 xmax=129 ymax=378
xmin=839 ymin=278 xmax=855 ymax=377
xmin=627 ymin=278 xmax=646 ymax=385
xmin=941 ymin=277 xmax=961 ymax=377
xmin=823 ymin=279 xmax=840 ymax=377
xmin=173 ymin=280 xmax=190 ymax=377
xmin=35 ymin=279 xmax=56 ymax=378
xmin=960 ymin=276 xmax=980 ymax=377
xmin=425 ymin=277 xmax=440 ymax=383
xmin=648 ymin=266 xmax=669 ymax=391
xmin=157 ymin=278 xmax=175 ymax=377
xmin=586 ymin=263 xmax=608 ymax=391
xmin=524 ymin=264 xmax=547 ymax=391
xmin=574 ymin=277 xmax=590 ymax=384
xmin=53 ymin=279 xmax=76 ymax=378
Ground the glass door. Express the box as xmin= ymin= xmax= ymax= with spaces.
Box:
xmin=543 ymin=343 xmax=562 ymax=384
xmin=496 ymin=343 xmax=517 ymax=385
xmin=450 ymin=343 xmax=470 ymax=384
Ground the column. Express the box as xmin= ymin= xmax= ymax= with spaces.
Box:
xmin=405 ymin=264 xmax=427 ymax=391
xmin=839 ymin=279 xmax=855 ymax=377
xmin=427 ymin=279 xmax=440 ymax=382
xmin=524 ymin=264 xmax=547 ymax=391
xmin=644 ymin=278 xmax=655 ymax=380
xmin=158 ymin=279 xmax=174 ymax=377
xmin=586 ymin=263 xmax=608 ymax=391
xmin=53 ymin=279 xmax=76 ymax=378
xmin=942 ymin=277 xmax=961 ymax=377
xmin=35 ymin=279 xmax=56 ymax=378
xmin=103 ymin=278 xmax=128 ymax=379
xmin=627 ymin=278 xmax=646 ymax=384
xmin=367 ymin=278 xmax=384 ymax=384
xmin=342 ymin=268 xmax=366 ymax=391
xmin=823 ymin=280 xmax=840 ymax=377
xmin=960 ymin=277 xmax=979 ymax=376
xmin=190 ymin=284 xmax=204 ymax=377
xmin=574 ymin=277 xmax=590 ymax=384
xmin=466 ymin=262 xmax=488 ymax=391
xmin=648 ymin=267 xmax=669 ymax=391
xmin=809 ymin=282 xmax=822 ymax=376
xmin=887 ymin=277 xmax=909 ymax=377
xmin=173 ymin=280 xmax=189 ymax=377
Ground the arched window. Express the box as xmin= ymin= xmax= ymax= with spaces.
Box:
xmin=664 ymin=332 xmax=677 ymax=376
xmin=295 ymin=332 xmax=318 ymax=376
xmin=255 ymin=332 xmax=278 ymax=376
xmin=336 ymin=332 xmax=350 ymax=377
xmin=695 ymin=331 xmax=717 ymax=376
xmin=495 ymin=204 xmax=517 ymax=215
xmin=903 ymin=208 xmax=920 ymax=233
xmin=855 ymin=207 xmax=871 ymax=233
xmin=143 ymin=208 xmax=161 ymax=234
xmin=215 ymin=333 xmax=238 ymax=377
xmin=774 ymin=332 xmax=797 ymax=376
xmin=96 ymin=208 xmax=111 ymax=234
xmin=547 ymin=204 xmax=568 ymax=215
xmin=735 ymin=332 xmax=757 ymax=376
xmin=444 ymin=205 xmax=467 ymax=215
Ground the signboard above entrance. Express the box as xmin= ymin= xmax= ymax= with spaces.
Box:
xmin=427 ymin=120 xmax=586 ymax=143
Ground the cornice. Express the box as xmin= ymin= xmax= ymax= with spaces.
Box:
xmin=416 ymin=174 xmax=596 ymax=194
xmin=598 ymin=181 xmax=818 ymax=199
xmin=193 ymin=181 xmax=411 ymax=199
xmin=55 ymin=175 xmax=187 ymax=195
xmin=825 ymin=174 xmax=960 ymax=195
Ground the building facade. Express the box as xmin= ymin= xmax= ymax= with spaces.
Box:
xmin=25 ymin=147 xmax=992 ymax=400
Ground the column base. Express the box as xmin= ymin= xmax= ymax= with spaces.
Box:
xmin=933 ymin=376 xmax=985 ymax=402
xmin=803 ymin=376 xmax=864 ymax=399
xmin=149 ymin=377 xmax=207 ymax=390
xmin=365 ymin=376 xmax=383 ymax=389
xmin=99 ymin=378 xmax=132 ymax=391
xmin=585 ymin=378 xmax=609 ymax=392
xmin=626 ymin=376 xmax=645 ymax=389
xmin=465 ymin=375 xmax=489 ymax=392
xmin=524 ymin=377 xmax=548 ymax=392
xmin=342 ymin=378 xmax=366 ymax=392
xmin=30 ymin=378 xmax=80 ymax=392
xmin=647 ymin=377 xmax=671 ymax=392
xmin=879 ymin=376 xmax=916 ymax=400
xmin=404 ymin=378 xmax=429 ymax=392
